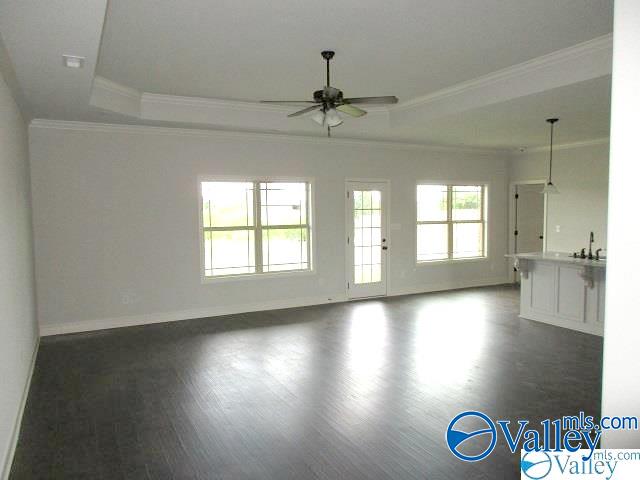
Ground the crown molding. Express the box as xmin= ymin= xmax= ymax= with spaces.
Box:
xmin=91 ymin=76 xmax=389 ymax=118
xmin=396 ymin=34 xmax=612 ymax=111
xmin=391 ymin=34 xmax=612 ymax=127
xmin=142 ymin=92 xmax=296 ymax=114
xmin=90 ymin=75 xmax=141 ymax=117
xmin=519 ymin=137 xmax=610 ymax=154
xmin=29 ymin=119 xmax=510 ymax=155
xmin=93 ymin=75 xmax=140 ymax=99
xmin=90 ymin=76 xmax=391 ymax=130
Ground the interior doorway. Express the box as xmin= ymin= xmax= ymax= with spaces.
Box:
xmin=511 ymin=182 xmax=546 ymax=282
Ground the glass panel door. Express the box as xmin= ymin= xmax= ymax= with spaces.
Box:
xmin=346 ymin=181 xmax=388 ymax=298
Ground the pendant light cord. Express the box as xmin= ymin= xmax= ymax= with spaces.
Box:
xmin=546 ymin=118 xmax=558 ymax=184
xmin=548 ymin=122 xmax=554 ymax=183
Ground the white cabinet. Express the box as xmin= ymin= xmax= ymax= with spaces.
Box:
xmin=508 ymin=252 xmax=605 ymax=336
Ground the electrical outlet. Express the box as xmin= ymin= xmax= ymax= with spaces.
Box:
xmin=121 ymin=291 xmax=139 ymax=305
xmin=555 ymin=225 xmax=561 ymax=233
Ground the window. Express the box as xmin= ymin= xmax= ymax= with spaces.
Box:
xmin=201 ymin=180 xmax=311 ymax=278
xmin=417 ymin=184 xmax=486 ymax=261
xmin=353 ymin=190 xmax=383 ymax=284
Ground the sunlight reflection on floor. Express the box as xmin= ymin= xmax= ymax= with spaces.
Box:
xmin=413 ymin=300 xmax=488 ymax=390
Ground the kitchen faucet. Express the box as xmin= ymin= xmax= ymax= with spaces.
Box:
xmin=572 ymin=232 xmax=600 ymax=260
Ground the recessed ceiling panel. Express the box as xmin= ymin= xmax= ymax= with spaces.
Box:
xmin=97 ymin=0 xmax=613 ymax=102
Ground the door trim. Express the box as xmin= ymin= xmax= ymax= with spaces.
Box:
xmin=508 ymin=179 xmax=547 ymax=282
xmin=345 ymin=179 xmax=391 ymax=299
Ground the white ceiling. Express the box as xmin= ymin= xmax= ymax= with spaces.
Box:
xmin=0 ymin=0 xmax=613 ymax=150
xmin=98 ymin=0 xmax=612 ymax=102
xmin=0 ymin=0 xmax=107 ymax=119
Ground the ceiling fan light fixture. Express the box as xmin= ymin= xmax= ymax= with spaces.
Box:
xmin=261 ymin=51 xmax=398 ymax=137
xmin=311 ymin=110 xmax=325 ymax=125
xmin=325 ymin=108 xmax=343 ymax=127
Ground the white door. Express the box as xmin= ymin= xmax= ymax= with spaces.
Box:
xmin=346 ymin=181 xmax=388 ymax=298
xmin=515 ymin=184 xmax=545 ymax=253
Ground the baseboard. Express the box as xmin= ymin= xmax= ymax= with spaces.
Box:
xmin=389 ymin=276 xmax=510 ymax=297
xmin=1 ymin=337 xmax=39 ymax=480
xmin=39 ymin=294 xmax=349 ymax=336
xmin=39 ymin=276 xmax=511 ymax=337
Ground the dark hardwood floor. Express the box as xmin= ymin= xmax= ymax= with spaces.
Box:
xmin=10 ymin=285 xmax=603 ymax=479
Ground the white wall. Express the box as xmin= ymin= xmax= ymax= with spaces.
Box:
xmin=510 ymin=142 xmax=609 ymax=253
xmin=0 ymin=61 xmax=38 ymax=477
xmin=29 ymin=123 xmax=511 ymax=335
xmin=601 ymin=0 xmax=640 ymax=448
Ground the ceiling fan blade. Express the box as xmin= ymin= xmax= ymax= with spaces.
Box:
xmin=336 ymin=104 xmax=367 ymax=117
xmin=342 ymin=96 xmax=398 ymax=105
xmin=287 ymin=105 xmax=322 ymax=118
xmin=261 ymin=100 xmax=318 ymax=105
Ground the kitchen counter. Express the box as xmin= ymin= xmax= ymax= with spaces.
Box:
xmin=506 ymin=251 xmax=606 ymax=267
xmin=506 ymin=251 xmax=606 ymax=336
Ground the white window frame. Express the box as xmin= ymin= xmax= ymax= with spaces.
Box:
xmin=416 ymin=182 xmax=488 ymax=264
xmin=198 ymin=176 xmax=315 ymax=282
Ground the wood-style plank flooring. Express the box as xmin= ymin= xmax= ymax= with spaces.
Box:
xmin=10 ymin=285 xmax=603 ymax=479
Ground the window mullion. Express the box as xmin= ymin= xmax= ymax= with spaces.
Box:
xmin=447 ymin=185 xmax=453 ymax=259
xmin=253 ymin=181 xmax=263 ymax=273
xmin=481 ymin=185 xmax=486 ymax=255
xmin=203 ymin=226 xmax=255 ymax=232
xmin=417 ymin=220 xmax=449 ymax=225
xmin=306 ymin=183 xmax=311 ymax=270
xmin=261 ymin=224 xmax=309 ymax=230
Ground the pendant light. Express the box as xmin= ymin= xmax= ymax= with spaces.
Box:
xmin=541 ymin=118 xmax=559 ymax=195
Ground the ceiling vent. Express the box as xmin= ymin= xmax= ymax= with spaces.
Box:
xmin=62 ymin=55 xmax=85 ymax=69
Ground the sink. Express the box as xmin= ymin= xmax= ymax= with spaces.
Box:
xmin=569 ymin=254 xmax=606 ymax=260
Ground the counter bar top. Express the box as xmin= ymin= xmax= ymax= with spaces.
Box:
xmin=505 ymin=251 xmax=606 ymax=268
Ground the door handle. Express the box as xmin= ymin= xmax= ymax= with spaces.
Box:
xmin=382 ymin=246 xmax=388 ymax=250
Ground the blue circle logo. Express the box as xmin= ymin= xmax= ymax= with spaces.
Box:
xmin=521 ymin=451 xmax=552 ymax=479
xmin=445 ymin=411 xmax=497 ymax=462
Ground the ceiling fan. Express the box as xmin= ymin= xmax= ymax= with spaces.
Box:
xmin=261 ymin=51 xmax=398 ymax=136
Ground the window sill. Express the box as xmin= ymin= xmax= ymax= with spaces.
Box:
xmin=416 ymin=256 xmax=489 ymax=266
xmin=202 ymin=269 xmax=315 ymax=284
